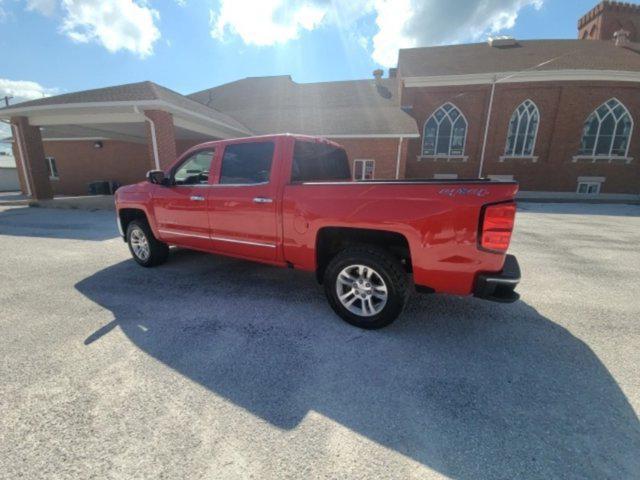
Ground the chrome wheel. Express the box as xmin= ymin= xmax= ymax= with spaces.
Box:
xmin=130 ymin=228 xmax=150 ymax=261
xmin=335 ymin=264 xmax=388 ymax=317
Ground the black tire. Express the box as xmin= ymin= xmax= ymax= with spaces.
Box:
xmin=126 ymin=219 xmax=169 ymax=267
xmin=323 ymin=245 xmax=409 ymax=329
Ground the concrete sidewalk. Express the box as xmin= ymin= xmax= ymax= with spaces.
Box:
xmin=0 ymin=193 xmax=115 ymax=210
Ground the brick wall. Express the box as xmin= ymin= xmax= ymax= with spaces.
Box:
xmin=144 ymin=110 xmax=177 ymax=170
xmin=578 ymin=1 xmax=640 ymax=41
xmin=403 ymin=81 xmax=640 ymax=193
xmin=335 ymin=138 xmax=406 ymax=179
xmin=37 ymin=138 xmax=208 ymax=196
xmin=41 ymin=140 xmax=149 ymax=196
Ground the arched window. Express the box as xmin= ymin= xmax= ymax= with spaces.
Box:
xmin=579 ymin=99 xmax=633 ymax=158
xmin=505 ymin=100 xmax=539 ymax=157
xmin=422 ymin=103 xmax=467 ymax=156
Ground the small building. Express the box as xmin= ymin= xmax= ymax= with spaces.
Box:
xmin=1 ymin=0 xmax=639 ymax=200
xmin=0 ymin=143 xmax=20 ymax=192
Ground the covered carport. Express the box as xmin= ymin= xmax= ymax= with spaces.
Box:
xmin=0 ymin=81 xmax=252 ymax=199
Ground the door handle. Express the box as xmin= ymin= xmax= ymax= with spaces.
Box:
xmin=253 ymin=197 xmax=273 ymax=204
xmin=190 ymin=195 xmax=205 ymax=202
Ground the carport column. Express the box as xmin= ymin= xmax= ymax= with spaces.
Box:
xmin=143 ymin=110 xmax=177 ymax=171
xmin=10 ymin=117 xmax=53 ymax=200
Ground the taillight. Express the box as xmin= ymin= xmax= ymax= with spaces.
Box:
xmin=479 ymin=202 xmax=516 ymax=253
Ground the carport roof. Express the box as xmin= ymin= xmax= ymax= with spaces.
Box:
xmin=0 ymin=81 xmax=252 ymax=136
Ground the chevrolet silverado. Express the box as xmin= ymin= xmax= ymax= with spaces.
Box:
xmin=115 ymin=134 xmax=521 ymax=329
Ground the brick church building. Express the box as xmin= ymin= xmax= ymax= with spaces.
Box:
xmin=2 ymin=0 xmax=640 ymax=200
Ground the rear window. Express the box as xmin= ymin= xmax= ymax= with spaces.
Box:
xmin=291 ymin=141 xmax=351 ymax=183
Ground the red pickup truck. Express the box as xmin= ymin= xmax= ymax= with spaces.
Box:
xmin=115 ymin=134 xmax=520 ymax=329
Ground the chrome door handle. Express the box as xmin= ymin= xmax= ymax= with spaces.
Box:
xmin=190 ymin=195 xmax=205 ymax=202
xmin=253 ymin=197 xmax=273 ymax=204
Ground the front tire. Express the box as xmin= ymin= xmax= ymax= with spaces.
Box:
xmin=323 ymin=246 xmax=409 ymax=329
xmin=126 ymin=219 xmax=169 ymax=267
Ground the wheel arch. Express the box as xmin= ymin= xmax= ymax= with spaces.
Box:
xmin=315 ymin=227 xmax=412 ymax=283
xmin=118 ymin=208 xmax=150 ymax=239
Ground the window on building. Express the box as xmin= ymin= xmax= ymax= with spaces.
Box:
xmin=46 ymin=157 xmax=58 ymax=180
xmin=579 ymin=98 xmax=633 ymax=158
xmin=505 ymin=100 xmax=539 ymax=157
xmin=353 ymin=159 xmax=375 ymax=180
xmin=291 ymin=141 xmax=351 ymax=182
xmin=220 ymin=142 xmax=274 ymax=185
xmin=577 ymin=182 xmax=601 ymax=194
xmin=422 ymin=103 xmax=467 ymax=156
xmin=173 ymin=149 xmax=214 ymax=185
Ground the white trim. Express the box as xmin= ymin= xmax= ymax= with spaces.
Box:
xmin=395 ymin=137 xmax=403 ymax=179
xmin=403 ymin=69 xmax=640 ymax=88
xmin=0 ymin=99 xmax=251 ymax=136
xmin=41 ymin=137 xmax=110 ymax=141
xmin=487 ymin=174 xmax=514 ymax=182
xmin=158 ymin=229 xmax=210 ymax=240
xmin=572 ymin=155 xmax=633 ymax=163
xmin=578 ymin=176 xmax=606 ymax=182
xmin=433 ymin=173 xmax=458 ymax=179
xmin=499 ymin=155 xmax=538 ymax=162
xmin=479 ymin=79 xmax=496 ymax=177
xmin=10 ymin=123 xmax=32 ymax=197
xmin=139 ymin=108 xmax=161 ymax=171
xmin=158 ymin=228 xmax=276 ymax=248
xmin=29 ymin=112 xmax=142 ymax=126
xmin=418 ymin=155 xmax=469 ymax=162
xmin=325 ymin=133 xmax=419 ymax=139
xmin=211 ymin=236 xmax=276 ymax=248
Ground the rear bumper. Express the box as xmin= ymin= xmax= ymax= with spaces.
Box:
xmin=474 ymin=254 xmax=521 ymax=303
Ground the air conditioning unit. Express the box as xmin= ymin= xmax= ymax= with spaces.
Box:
xmin=488 ymin=36 xmax=518 ymax=48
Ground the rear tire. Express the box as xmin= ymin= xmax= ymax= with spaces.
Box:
xmin=323 ymin=245 xmax=409 ymax=329
xmin=126 ymin=219 xmax=169 ymax=267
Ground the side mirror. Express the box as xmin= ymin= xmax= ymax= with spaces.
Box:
xmin=146 ymin=170 xmax=168 ymax=186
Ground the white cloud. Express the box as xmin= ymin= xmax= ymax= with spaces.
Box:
xmin=0 ymin=78 xmax=57 ymax=103
xmin=26 ymin=0 xmax=57 ymax=16
xmin=210 ymin=0 xmax=328 ymax=46
xmin=209 ymin=0 xmax=542 ymax=66
xmin=371 ymin=0 xmax=544 ymax=66
xmin=0 ymin=78 xmax=57 ymax=160
xmin=26 ymin=0 xmax=161 ymax=57
xmin=0 ymin=0 xmax=7 ymax=21
xmin=60 ymin=0 xmax=161 ymax=57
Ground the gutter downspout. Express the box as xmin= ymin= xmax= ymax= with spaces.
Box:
xmin=6 ymin=121 xmax=32 ymax=197
xmin=395 ymin=136 xmax=404 ymax=179
xmin=478 ymin=76 xmax=497 ymax=178
xmin=135 ymin=106 xmax=160 ymax=170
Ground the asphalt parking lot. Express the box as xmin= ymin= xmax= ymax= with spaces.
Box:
xmin=1 ymin=203 xmax=639 ymax=479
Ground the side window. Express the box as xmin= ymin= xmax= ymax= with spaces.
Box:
xmin=220 ymin=142 xmax=274 ymax=185
xmin=46 ymin=156 xmax=59 ymax=180
xmin=173 ymin=150 xmax=214 ymax=185
xmin=291 ymin=141 xmax=351 ymax=182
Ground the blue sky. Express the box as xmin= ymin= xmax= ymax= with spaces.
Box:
xmin=0 ymin=0 xmax=623 ymax=102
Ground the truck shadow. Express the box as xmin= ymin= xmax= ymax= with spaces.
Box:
xmin=77 ymin=249 xmax=640 ymax=478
